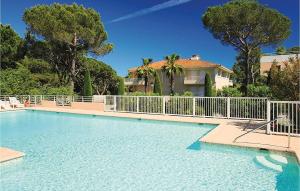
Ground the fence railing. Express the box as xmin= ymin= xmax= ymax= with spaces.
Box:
xmin=267 ymin=101 xmax=300 ymax=136
xmin=104 ymin=96 xmax=268 ymax=119
xmin=0 ymin=95 xmax=105 ymax=106
xmin=104 ymin=96 xmax=299 ymax=136
xmin=1 ymin=95 xmax=298 ymax=136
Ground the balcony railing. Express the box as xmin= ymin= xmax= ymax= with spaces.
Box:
xmin=124 ymin=78 xmax=145 ymax=85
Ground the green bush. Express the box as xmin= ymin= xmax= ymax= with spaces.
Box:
xmin=117 ymin=77 xmax=125 ymax=95
xmin=44 ymin=86 xmax=73 ymax=95
xmin=204 ymin=73 xmax=213 ymax=97
xmin=0 ymin=67 xmax=37 ymax=95
xmin=126 ymin=91 xmax=160 ymax=96
xmin=182 ymin=91 xmax=193 ymax=96
xmin=217 ymin=86 xmax=242 ymax=97
xmin=153 ymin=73 xmax=162 ymax=95
xmin=247 ymin=84 xmax=271 ymax=97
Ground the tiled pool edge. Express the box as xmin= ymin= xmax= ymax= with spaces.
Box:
xmin=0 ymin=147 xmax=25 ymax=163
xmin=201 ymin=124 xmax=300 ymax=164
xmin=17 ymin=107 xmax=300 ymax=164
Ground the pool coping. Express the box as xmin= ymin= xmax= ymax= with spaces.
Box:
xmin=2 ymin=107 xmax=300 ymax=164
xmin=0 ymin=147 xmax=25 ymax=163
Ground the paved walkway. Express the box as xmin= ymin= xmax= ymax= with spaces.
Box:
xmin=200 ymin=121 xmax=300 ymax=163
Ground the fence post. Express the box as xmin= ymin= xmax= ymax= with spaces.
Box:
xmin=267 ymin=100 xmax=271 ymax=134
xmin=137 ymin=96 xmax=139 ymax=113
xmin=34 ymin=96 xmax=37 ymax=106
xmin=227 ymin=97 xmax=230 ymax=119
xmin=114 ymin=96 xmax=117 ymax=112
xmin=163 ymin=96 xmax=166 ymax=115
xmin=193 ymin=97 xmax=196 ymax=116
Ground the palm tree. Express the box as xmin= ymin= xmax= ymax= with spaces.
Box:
xmin=137 ymin=58 xmax=155 ymax=93
xmin=161 ymin=54 xmax=183 ymax=95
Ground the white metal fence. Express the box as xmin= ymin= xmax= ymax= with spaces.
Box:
xmin=1 ymin=95 xmax=299 ymax=136
xmin=267 ymin=101 xmax=300 ymax=136
xmin=0 ymin=95 xmax=105 ymax=107
xmin=104 ymin=96 xmax=268 ymax=120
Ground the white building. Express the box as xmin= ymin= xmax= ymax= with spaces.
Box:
xmin=125 ymin=55 xmax=233 ymax=96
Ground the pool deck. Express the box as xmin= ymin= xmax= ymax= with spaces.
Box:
xmin=2 ymin=107 xmax=300 ymax=163
xmin=0 ymin=147 xmax=25 ymax=163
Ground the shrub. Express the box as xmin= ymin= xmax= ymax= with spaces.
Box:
xmin=268 ymin=57 xmax=299 ymax=100
xmin=44 ymin=86 xmax=73 ymax=95
xmin=126 ymin=91 xmax=160 ymax=96
xmin=217 ymin=86 xmax=242 ymax=97
xmin=117 ymin=77 xmax=125 ymax=95
xmin=153 ymin=73 xmax=162 ymax=95
xmin=0 ymin=67 xmax=36 ymax=95
xmin=247 ymin=84 xmax=271 ymax=97
xmin=182 ymin=91 xmax=193 ymax=97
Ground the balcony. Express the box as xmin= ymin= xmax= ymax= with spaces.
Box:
xmin=124 ymin=78 xmax=145 ymax=85
xmin=184 ymin=76 xmax=205 ymax=85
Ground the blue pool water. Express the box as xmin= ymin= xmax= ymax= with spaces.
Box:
xmin=0 ymin=110 xmax=299 ymax=191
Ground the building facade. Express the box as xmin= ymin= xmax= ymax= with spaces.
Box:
xmin=125 ymin=55 xmax=233 ymax=96
xmin=260 ymin=54 xmax=298 ymax=75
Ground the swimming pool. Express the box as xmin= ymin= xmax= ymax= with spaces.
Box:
xmin=0 ymin=110 xmax=299 ymax=191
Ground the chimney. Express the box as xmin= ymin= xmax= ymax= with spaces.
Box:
xmin=190 ymin=54 xmax=200 ymax=60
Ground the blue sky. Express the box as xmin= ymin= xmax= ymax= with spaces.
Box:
xmin=1 ymin=0 xmax=299 ymax=76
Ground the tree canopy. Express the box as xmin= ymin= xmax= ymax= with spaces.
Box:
xmin=268 ymin=57 xmax=300 ymax=100
xmin=137 ymin=58 xmax=155 ymax=93
xmin=23 ymin=3 xmax=113 ymax=91
xmin=1 ymin=3 xmax=119 ymax=96
xmin=0 ymin=24 xmax=22 ymax=66
xmin=202 ymin=0 xmax=291 ymax=95
xmin=162 ymin=54 xmax=183 ymax=95
xmin=84 ymin=58 xmax=118 ymax=95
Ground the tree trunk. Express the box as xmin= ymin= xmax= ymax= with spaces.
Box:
xmin=244 ymin=50 xmax=251 ymax=96
xmin=170 ymin=74 xmax=174 ymax=95
xmin=70 ymin=32 xmax=77 ymax=93
xmin=144 ymin=77 xmax=148 ymax=93
xmin=70 ymin=58 xmax=76 ymax=92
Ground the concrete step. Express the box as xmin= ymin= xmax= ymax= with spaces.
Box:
xmin=269 ymin=154 xmax=288 ymax=165
xmin=255 ymin=155 xmax=283 ymax=172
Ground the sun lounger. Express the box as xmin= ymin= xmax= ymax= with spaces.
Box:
xmin=0 ymin=100 xmax=13 ymax=110
xmin=9 ymin=97 xmax=24 ymax=108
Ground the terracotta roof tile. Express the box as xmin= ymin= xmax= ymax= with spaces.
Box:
xmin=129 ymin=59 xmax=232 ymax=73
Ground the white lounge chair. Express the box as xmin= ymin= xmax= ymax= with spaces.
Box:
xmin=9 ymin=97 xmax=24 ymax=108
xmin=0 ymin=100 xmax=13 ymax=110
